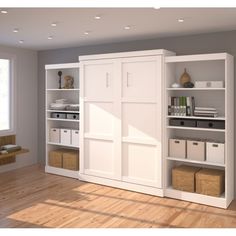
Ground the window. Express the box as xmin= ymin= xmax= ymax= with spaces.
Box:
xmin=0 ymin=54 xmax=15 ymax=135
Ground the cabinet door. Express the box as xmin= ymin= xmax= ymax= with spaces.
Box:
xmin=84 ymin=139 xmax=116 ymax=179
xmin=122 ymin=56 xmax=161 ymax=101
xmin=122 ymin=143 xmax=162 ymax=187
xmin=83 ymin=60 xmax=114 ymax=101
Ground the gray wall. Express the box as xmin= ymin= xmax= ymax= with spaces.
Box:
xmin=0 ymin=45 xmax=38 ymax=173
xmin=38 ymin=30 xmax=236 ymax=196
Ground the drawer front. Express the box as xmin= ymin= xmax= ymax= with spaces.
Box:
xmin=187 ymin=140 xmax=205 ymax=161
xmin=169 ymin=139 xmax=186 ymax=159
xmin=206 ymin=142 xmax=225 ymax=164
xmin=197 ymin=120 xmax=225 ymax=129
xmin=71 ymin=130 xmax=80 ymax=147
xmin=51 ymin=113 xmax=66 ymax=119
xmin=49 ymin=128 xmax=60 ymax=143
xmin=66 ymin=113 xmax=80 ymax=120
xmin=169 ymin=119 xmax=196 ymax=127
xmin=60 ymin=129 xmax=71 ymax=145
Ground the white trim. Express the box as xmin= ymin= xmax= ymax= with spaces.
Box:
xmin=0 ymin=53 xmax=16 ymax=136
xmin=165 ymin=53 xmax=228 ymax=63
xmin=79 ymin=49 xmax=175 ymax=61
xmin=79 ymin=173 xmax=164 ymax=197
xmin=45 ymin=166 xmax=79 ymax=179
xmin=45 ymin=62 xmax=79 ymax=70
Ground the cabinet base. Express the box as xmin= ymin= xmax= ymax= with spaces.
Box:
xmin=78 ymin=173 xmax=164 ymax=197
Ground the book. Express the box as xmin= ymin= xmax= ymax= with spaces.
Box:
xmin=195 ymin=107 xmax=217 ymax=111
xmin=168 ymin=96 xmax=171 ymax=115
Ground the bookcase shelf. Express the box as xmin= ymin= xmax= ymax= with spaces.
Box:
xmin=166 ymin=156 xmax=225 ymax=168
xmin=164 ymin=53 xmax=234 ymax=209
xmin=45 ymin=63 xmax=80 ymax=178
xmin=167 ymin=115 xmax=225 ymax=120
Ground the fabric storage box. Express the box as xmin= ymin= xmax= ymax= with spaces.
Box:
xmin=196 ymin=168 xmax=225 ymax=197
xmin=51 ymin=112 xmax=66 ymax=119
xmin=66 ymin=113 xmax=79 ymax=120
xmin=206 ymin=142 xmax=225 ymax=164
xmin=172 ymin=165 xmax=201 ymax=192
xmin=169 ymin=138 xmax=186 ymax=159
xmin=195 ymin=81 xmax=224 ymax=88
xmin=49 ymin=128 xmax=60 ymax=143
xmin=187 ymin=140 xmax=205 ymax=161
xmin=63 ymin=150 xmax=79 ymax=170
xmin=60 ymin=129 xmax=71 ymax=145
xmin=169 ymin=118 xmax=196 ymax=127
xmin=48 ymin=149 xmax=65 ymax=168
xmin=196 ymin=120 xmax=225 ymax=129
xmin=71 ymin=130 xmax=80 ymax=147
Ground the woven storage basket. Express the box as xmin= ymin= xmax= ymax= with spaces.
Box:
xmin=172 ymin=165 xmax=201 ymax=192
xmin=63 ymin=150 xmax=79 ymax=171
xmin=196 ymin=168 xmax=225 ymax=197
xmin=48 ymin=149 xmax=66 ymax=168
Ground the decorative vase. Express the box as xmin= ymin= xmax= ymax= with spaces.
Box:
xmin=180 ymin=68 xmax=191 ymax=86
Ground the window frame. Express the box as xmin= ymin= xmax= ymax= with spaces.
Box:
xmin=0 ymin=53 xmax=16 ymax=136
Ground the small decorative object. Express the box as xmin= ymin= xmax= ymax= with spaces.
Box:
xmin=63 ymin=75 xmax=74 ymax=89
xmin=58 ymin=71 xmax=62 ymax=89
xmin=180 ymin=68 xmax=191 ymax=86
xmin=183 ymin=81 xmax=194 ymax=88
xmin=171 ymin=82 xmax=181 ymax=88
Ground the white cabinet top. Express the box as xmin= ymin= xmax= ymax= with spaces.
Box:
xmin=79 ymin=49 xmax=175 ymax=61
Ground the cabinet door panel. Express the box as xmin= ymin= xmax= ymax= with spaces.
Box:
xmin=85 ymin=102 xmax=114 ymax=135
xmin=84 ymin=61 xmax=114 ymax=100
xmin=84 ymin=139 xmax=115 ymax=179
xmin=122 ymin=143 xmax=161 ymax=187
xmin=122 ymin=103 xmax=160 ymax=142
xmin=122 ymin=56 xmax=161 ymax=100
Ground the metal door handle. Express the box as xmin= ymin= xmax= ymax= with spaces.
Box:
xmin=106 ymin=73 xmax=109 ymax=87
xmin=126 ymin=72 xmax=130 ymax=87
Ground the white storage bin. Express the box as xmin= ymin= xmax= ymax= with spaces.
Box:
xmin=169 ymin=138 xmax=186 ymax=159
xmin=60 ymin=129 xmax=71 ymax=145
xmin=49 ymin=128 xmax=60 ymax=143
xmin=71 ymin=130 xmax=80 ymax=147
xmin=206 ymin=142 xmax=225 ymax=164
xmin=187 ymin=140 xmax=205 ymax=161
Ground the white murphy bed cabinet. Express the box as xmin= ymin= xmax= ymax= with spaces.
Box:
xmin=79 ymin=49 xmax=175 ymax=196
xmin=45 ymin=50 xmax=234 ymax=209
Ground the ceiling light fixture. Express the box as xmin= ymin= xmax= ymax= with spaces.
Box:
xmin=1 ymin=10 xmax=8 ymax=14
xmin=178 ymin=18 xmax=184 ymax=23
xmin=124 ymin=25 xmax=131 ymax=30
xmin=19 ymin=40 xmax=24 ymax=44
xmin=94 ymin=15 xmax=101 ymax=20
xmin=48 ymin=36 xmax=53 ymax=40
xmin=51 ymin=22 xmax=57 ymax=27
xmin=84 ymin=31 xmax=89 ymax=35
xmin=13 ymin=28 xmax=19 ymax=33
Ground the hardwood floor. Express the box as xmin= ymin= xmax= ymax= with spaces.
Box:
xmin=0 ymin=165 xmax=236 ymax=228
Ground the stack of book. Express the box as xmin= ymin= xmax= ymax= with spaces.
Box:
xmin=168 ymin=96 xmax=195 ymax=116
xmin=194 ymin=107 xmax=218 ymax=117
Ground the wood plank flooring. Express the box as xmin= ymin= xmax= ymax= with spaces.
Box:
xmin=0 ymin=165 xmax=236 ymax=228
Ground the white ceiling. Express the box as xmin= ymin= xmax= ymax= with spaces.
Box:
xmin=1 ymin=8 xmax=236 ymax=51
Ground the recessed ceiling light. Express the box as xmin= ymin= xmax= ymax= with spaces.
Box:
xmin=94 ymin=15 xmax=101 ymax=20
xmin=178 ymin=18 xmax=184 ymax=23
xmin=124 ymin=25 xmax=131 ymax=30
xmin=19 ymin=40 xmax=24 ymax=44
xmin=154 ymin=7 xmax=160 ymax=9
xmin=51 ymin=22 xmax=57 ymax=27
xmin=84 ymin=31 xmax=89 ymax=35
xmin=48 ymin=36 xmax=53 ymax=40
xmin=13 ymin=28 xmax=19 ymax=33
xmin=1 ymin=10 xmax=8 ymax=14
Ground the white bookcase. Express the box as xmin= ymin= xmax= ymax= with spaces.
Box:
xmin=164 ymin=53 xmax=234 ymax=208
xmin=45 ymin=63 xmax=80 ymax=179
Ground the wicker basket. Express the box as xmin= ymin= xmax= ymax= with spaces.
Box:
xmin=196 ymin=168 xmax=225 ymax=197
xmin=63 ymin=150 xmax=79 ymax=170
xmin=48 ymin=149 xmax=65 ymax=168
xmin=172 ymin=165 xmax=201 ymax=192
